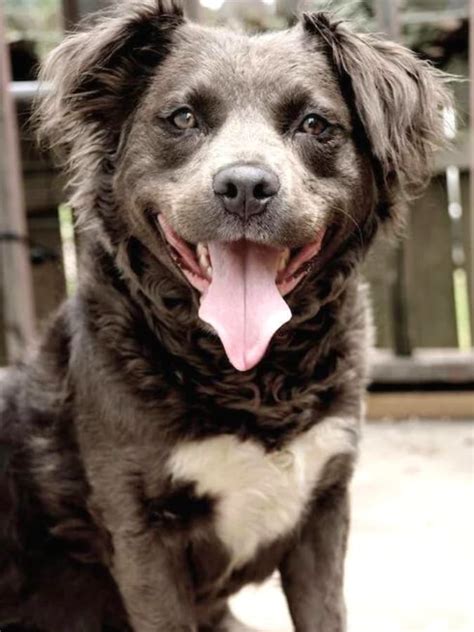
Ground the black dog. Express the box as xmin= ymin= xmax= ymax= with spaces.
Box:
xmin=0 ymin=2 xmax=450 ymax=631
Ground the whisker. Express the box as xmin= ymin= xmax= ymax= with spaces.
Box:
xmin=331 ymin=206 xmax=365 ymax=247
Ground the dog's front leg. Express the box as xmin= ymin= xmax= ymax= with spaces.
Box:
xmin=111 ymin=528 xmax=196 ymax=632
xmin=279 ymin=483 xmax=350 ymax=632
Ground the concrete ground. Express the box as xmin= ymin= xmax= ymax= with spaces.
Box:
xmin=230 ymin=419 xmax=474 ymax=632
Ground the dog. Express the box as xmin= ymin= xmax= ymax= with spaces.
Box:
xmin=0 ymin=2 xmax=450 ymax=631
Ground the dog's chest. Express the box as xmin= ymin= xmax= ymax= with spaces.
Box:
xmin=168 ymin=417 xmax=355 ymax=568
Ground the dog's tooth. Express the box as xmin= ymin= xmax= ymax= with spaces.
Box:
xmin=197 ymin=243 xmax=210 ymax=259
xmin=198 ymin=253 xmax=209 ymax=270
xmin=197 ymin=243 xmax=211 ymax=271
xmin=278 ymin=249 xmax=290 ymax=271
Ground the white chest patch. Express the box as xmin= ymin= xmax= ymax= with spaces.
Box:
xmin=168 ymin=416 xmax=357 ymax=569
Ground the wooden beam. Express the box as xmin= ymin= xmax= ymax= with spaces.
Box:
xmin=371 ymin=349 xmax=474 ymax=384
xmin=367 ymin=392 xmax=474 ymax=420
xmin=0 ymin=3 xmax=36 ymax=362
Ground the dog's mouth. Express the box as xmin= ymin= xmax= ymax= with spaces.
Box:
xmin=158 ymin=215 xmax=325 ymax=371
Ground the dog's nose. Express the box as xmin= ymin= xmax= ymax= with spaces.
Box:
xmin=213 ymin=164 xmax=280 ymax=220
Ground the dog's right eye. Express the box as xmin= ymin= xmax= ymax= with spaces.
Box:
xmin=169 ymin=107 xmax=199 ymax=131
xmin=298 ymin=114 xmax=330 ymax=137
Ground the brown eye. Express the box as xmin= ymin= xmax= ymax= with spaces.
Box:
xmin=299 ymin=114 xmax=329 ymax=137
xmin=170 ymin=107 xmax=198 ymax=130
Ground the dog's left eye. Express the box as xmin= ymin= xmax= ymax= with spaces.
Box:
xmin=298 ymin=114 xmax=329 ymax=137
xmin=170 ymin=107 xmax=198 ymax=131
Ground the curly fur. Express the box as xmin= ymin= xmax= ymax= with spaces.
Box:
xmin=2 ymin=3 xmax=450 ymax=631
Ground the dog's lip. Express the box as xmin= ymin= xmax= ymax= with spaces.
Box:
xmin=158 ymin=215 xmax=207 ymax=279
xmin=275 ymin=234 xmax=326 ymax=296
xmin=158 ymin=214 xmax=211 ymax=293
xmin=156 ymin=214 xmax=325 ymax=296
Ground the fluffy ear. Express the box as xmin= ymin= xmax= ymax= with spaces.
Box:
xmin=303 ymin=13 xmax=452 ymax=204
xmin=36 ymin=0 xmax=184 ymax=156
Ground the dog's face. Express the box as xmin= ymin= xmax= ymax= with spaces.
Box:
xmin=119 ymin=24 xmax=370 ymax=251
xmin=115 ymin=22 xmax=376 ymax=369
xmin=38 ymin=3 xmax=450 ymax=371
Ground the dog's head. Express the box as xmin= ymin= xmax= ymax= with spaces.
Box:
xmin=37 ymin=1 xmax=450 ymax=371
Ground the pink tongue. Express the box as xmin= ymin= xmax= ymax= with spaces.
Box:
xmin=199 ymin=241 xmax=291 ymax=372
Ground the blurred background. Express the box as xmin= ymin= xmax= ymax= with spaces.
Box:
xmin=0 ymin=1 xmax=473 ymax=631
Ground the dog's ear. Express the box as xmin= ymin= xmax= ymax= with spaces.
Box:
xmin=303 ymin=13 xmax=452 ymax=206
xmin=37 ymin=1 xmax=184 ymax=156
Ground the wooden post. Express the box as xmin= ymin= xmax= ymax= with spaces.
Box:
xmin=470 ymin=0 xmax=474 ymax=345
xmin=62 ymin=0 xmax=113 ymax=30
xmin=392 ymin=243 xmax=412 ymax=355
xmin=62 ymin=0 xmax=80 ymax=31
xmin=375 ymin=0 xmax=412 ymax=355
xmin=185 ymin=0 xmax=201 ymax=22
xmin=375 ymin=0 xmax=400 ymax=39
xmin=0 ymin=3 xmax=37 ymax=362
xmin=276 ymin=0 xmax=304 ymax=25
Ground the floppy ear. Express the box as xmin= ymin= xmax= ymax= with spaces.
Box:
xmin=303 ymin=13 xmax=452 ymax=215
xmin=36 ymin=0 xmax=184 ymax=157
